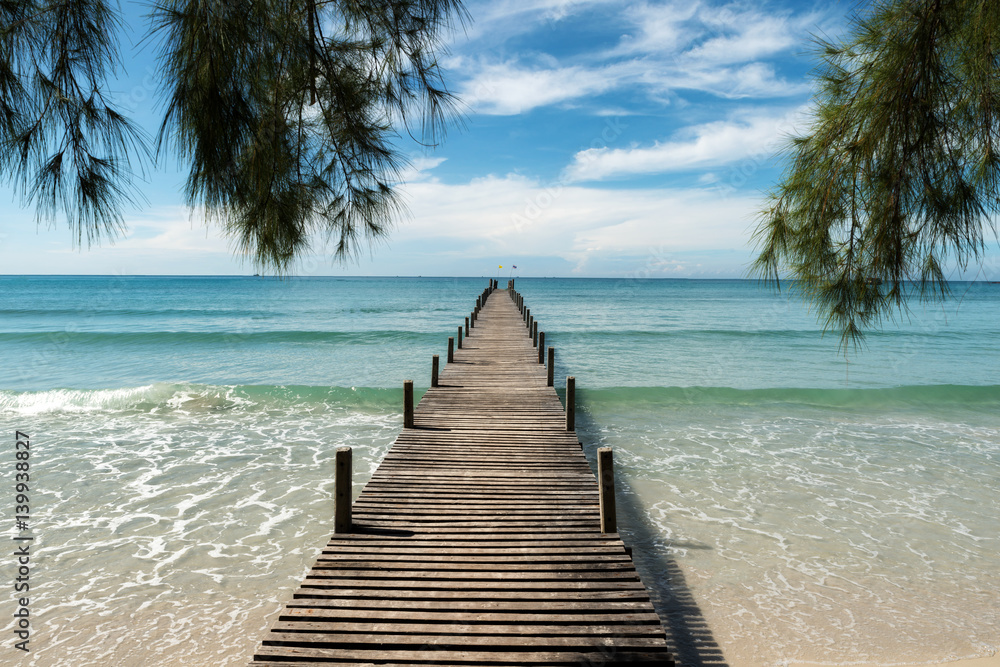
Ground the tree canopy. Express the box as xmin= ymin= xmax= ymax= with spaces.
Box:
xmin=752 ymin=0 xmax=1000 ymax=346
xmin=0 ymin=0 xmax=466 ymax=270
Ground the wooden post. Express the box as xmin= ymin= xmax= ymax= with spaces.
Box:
xmin=403 ymin=380 xmax=414 ymax=428
xmin=431 ymin=355 xmax=439 ymax=387
xmin=533 ymin=321 xmax=539 ymax=347
xmin=465 ymin=317 xmax=470 ymax=337
xmin=547 ymin=346 xmax=554 ymax=386
xmin=457 ymin=325 xmax=463 ymax=349
xmin=566 ymin=376 xmax=575 ymax=431
xmin=597 ymin=447 xmax=616 ymax=534
xmin=448 ymin=336 xmax=454 ymax=363
xmin=334 ymin=446 xmax=352 ymax=533
xmin=537 ymin=331 xmax=545 ymax=363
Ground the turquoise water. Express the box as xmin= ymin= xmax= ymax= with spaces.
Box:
xmin=1 ymin=276 xmax=998 ymax=666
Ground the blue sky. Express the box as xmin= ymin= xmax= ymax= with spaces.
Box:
xmin=5 ymin=0 xmax=996 ymax=278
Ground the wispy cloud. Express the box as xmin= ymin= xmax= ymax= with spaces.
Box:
xmin=681 ymin=6 xmax=807 ymax=64
xmin=461 ymin=0 xmax=624 ymax=42
xmin=563 ymin=107 xmax=805 ymax=181
xmin=457 ymin=61 xmax=621 ymax=115
xmin=454 ymin=0 xmax=826 ymax=115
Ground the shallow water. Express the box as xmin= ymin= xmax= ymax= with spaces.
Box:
xmin=1 ymin=276 xmax=998 ymax=665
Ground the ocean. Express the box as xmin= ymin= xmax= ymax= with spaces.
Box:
xmin=1 ymin=275 xmax=998 ymax=666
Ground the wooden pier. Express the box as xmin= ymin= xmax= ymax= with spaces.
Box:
xmin=249 ymin=283 xmax=674 ymax=666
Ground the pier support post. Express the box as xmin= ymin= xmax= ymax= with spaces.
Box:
xmin=404 ymin=380 xmax=414 ymax=428
xmin=538 ymin=331 xmax=545 ymax=363
xmin=458 ymin=325 xmax=463 ymax=349
xmin=431 ymin=355 xmax=439 ymax=388
xmin=598 ymin=447 xmax=616 ymax=534
xmin=334 ymin=446 xmax=352 ymax=533
xmin=465 ymin=317 xmax=470 ymax=337
xmin=547 ymin=346 xmax=554 ymax=386
xmin=532 ymin=321 xmax=538 ymax=346
xmin=448 ymin=337 xmax=454 ymax=363
xmin=566 ymin=376 xmax=575 ymax=431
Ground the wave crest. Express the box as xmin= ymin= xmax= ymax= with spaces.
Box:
xmin=0 ymin=383 xmax=404 ymax=415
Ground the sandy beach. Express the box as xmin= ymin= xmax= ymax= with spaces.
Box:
xmin=787 ymin=656 xmax=1000 ymax=667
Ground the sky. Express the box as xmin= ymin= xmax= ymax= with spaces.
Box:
xmin=4 ymin=0 xmax=998 ymax=278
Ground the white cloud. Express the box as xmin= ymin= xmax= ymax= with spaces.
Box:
xmin=396 ymin=171 xmax=759 ymax=274
xmin=462 ymin=0 xmax=623 ymax=43
xmin=34 ymin=206 xmax=231 ymax=256
xmin=651 ymin=61 xmax=807 ymax=99
xmin=685 ymin=8 xmax=801 ymax=65
xmin=563 ymin=107 xmax=805 ymax=181
xmin=459 ymin=56 xmax=804 ymax=116
xmin=452 ymin=1 xmax=825 ymax=115
xmin=459 ymin=62 xmax=621 ymax=115
xmin=400 ymin=156 xmax=448 ymax=182
xmin=609 ymin=2 xmax=700 ymax=56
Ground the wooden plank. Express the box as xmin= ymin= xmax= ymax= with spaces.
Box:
xmin=260 ymin=631 xmax=670 ymax=648
xmin=252 ymin=647 xmax=673 ymax=665
xmin=270 ymin=621 xmax=667 ymax=636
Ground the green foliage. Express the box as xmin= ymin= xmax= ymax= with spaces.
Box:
xmin=752 ymin=0 xmax=1000 ymax=347
xmin=1 ymin=0 xmax=466 ymax=269
xmin=1 ymin=0 xmax=149 ymax=245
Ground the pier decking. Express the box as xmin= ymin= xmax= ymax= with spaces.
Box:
xmin=249 ymin=285 xmax=674 ymax=666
